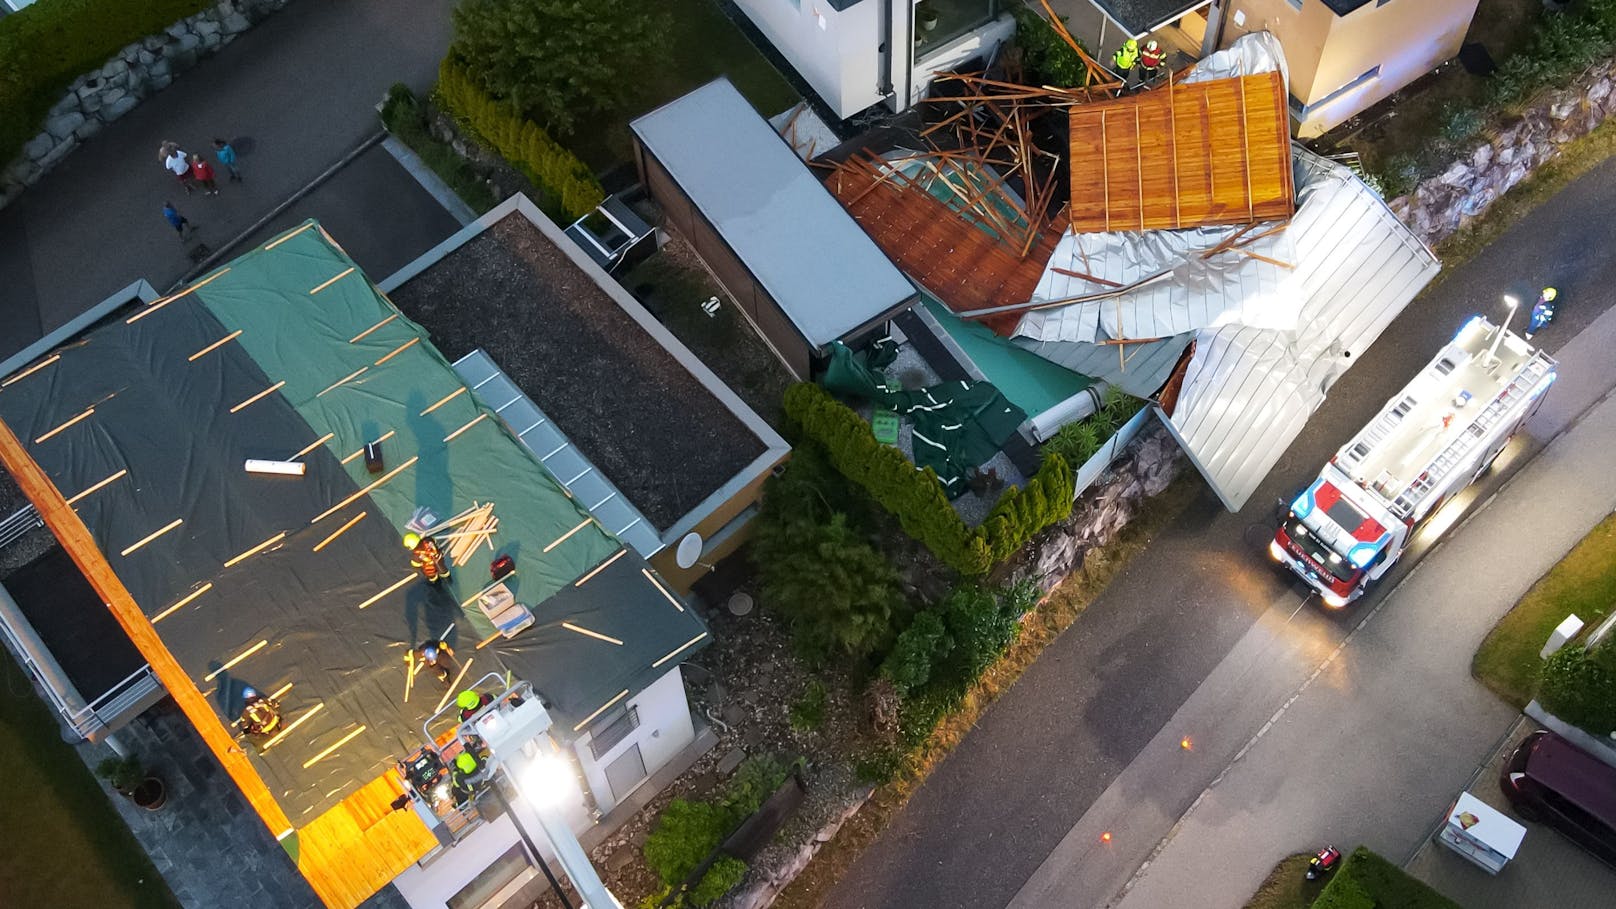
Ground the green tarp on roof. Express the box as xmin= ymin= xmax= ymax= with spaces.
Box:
xmin=921 ymin=298 xmax=1094 ymax=418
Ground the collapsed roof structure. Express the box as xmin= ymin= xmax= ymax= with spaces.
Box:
xmin=823 ymin=31 xmax=1439 ymax=510
xmin=0 ymin=221 xmax=710 ymax=907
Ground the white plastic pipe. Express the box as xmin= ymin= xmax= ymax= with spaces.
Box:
xmin=244 ymin=459 xmax=306 ymax=476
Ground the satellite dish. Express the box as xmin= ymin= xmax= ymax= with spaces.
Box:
xmin=675 ymin=532 xmax=704 ymax=569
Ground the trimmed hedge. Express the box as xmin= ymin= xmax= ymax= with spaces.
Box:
xmin=1313 ymin=847 xmax=1459 ymax=909
xmin=435 ymin=57 xmax=605 ymax=220
xmin=783 ymin=383 xmax=1074 ymax=575
xmin=0 ymin=0 xmax=213 ymax=167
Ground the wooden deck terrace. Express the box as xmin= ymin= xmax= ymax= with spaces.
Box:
xmin=0 ymin=414 xmax=437 ymax=909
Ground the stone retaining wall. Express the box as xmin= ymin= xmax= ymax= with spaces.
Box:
xmin=1390 ymin=58 xmax=1616 ymax=249
xmin=1006 ymin=420 xmax=1186 ymax=595
xmin=0 ymin=0 xmax=292 ymax=211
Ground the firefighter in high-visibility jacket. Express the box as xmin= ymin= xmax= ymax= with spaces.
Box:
xmin=404 ymin=532 xmax=450 ymax=583
xmin=1113 ymin=38 xmax=1140 ymax=88
xmin=1139 ymin=40 xmax=1166 ymax=84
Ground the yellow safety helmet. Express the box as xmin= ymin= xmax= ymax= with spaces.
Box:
xmin=402 ymin=531 xmax=421 ymax=549
xmin=456 ymin=690 xmax=481 ymax=711
xmin=1540 ymin=287 xmax=1557 ymax=302
xmin=1123 ymin=38 xmax=1138 ymax=52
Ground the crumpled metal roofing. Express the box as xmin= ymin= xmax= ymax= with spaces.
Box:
xmin=1160 ymin=151 xmax=1442 ymax=511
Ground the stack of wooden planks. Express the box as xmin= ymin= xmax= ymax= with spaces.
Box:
xmin=428 ymin=502 xmax=498 ymax=566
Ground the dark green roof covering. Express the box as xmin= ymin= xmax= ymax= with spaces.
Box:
xmin=0 ymin=221 xmax=707 ymax=822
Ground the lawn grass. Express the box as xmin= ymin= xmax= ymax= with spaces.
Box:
xmin=563 ymin=0 xmax=799 ymax=171
xmin=1243 ymin=854 xmax=1316 ymax=909
xmin=1314 ymin=846 xmax=1459 ymax=909
xmin=770 ymin=472 xmax=1205 ymax=909
xmin=1473 ymin=510 xmax=1616 ymax=707
xmin=0 ymin=648 xmax=178 ymax=908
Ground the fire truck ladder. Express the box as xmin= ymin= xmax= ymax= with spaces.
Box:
xmin=1391 ymin=356 xmax=1552 ymax=519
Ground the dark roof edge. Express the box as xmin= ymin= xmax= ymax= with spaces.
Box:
xmin=0 ymin=279 xmax=158 ymax=380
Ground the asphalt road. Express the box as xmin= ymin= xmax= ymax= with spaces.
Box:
xmin=822 ymin=157 xmax=1616 ymax=909
xmin=1111 ymin=302 xmax=1616 ymax=908
xmin=0 ymin=0 xmax=452 ymax=363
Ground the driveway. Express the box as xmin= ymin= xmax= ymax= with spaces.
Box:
xmin=0 ymin=0 xmax=452 ymax=362
xmin=823 ymin=158 xmax=1616 ymax=909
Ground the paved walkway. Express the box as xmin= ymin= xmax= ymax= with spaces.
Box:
xmin=87 ymin=701 xmax=407 ymax=909
xmin=1105 ymin=304 xmax=1616 ymax=908
xmin=0 ymin=0 xmax=452 ymax=363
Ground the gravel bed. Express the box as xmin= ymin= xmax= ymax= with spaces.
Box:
xmin=390 ymin=215 xmax=767 ymax=530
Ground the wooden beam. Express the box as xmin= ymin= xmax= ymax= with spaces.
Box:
xmin=0 ymin=415 xmax=299 ymax=841
xmin=1239 ymin=76 xmax=1253 ymax=222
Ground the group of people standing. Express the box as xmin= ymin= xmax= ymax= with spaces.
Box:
xmin=1111 ymin=38 xmax=1168 ymax=91
xmin=159 ymin=138 xmax=243 ymax=240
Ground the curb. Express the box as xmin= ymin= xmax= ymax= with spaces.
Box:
xmin=379 ymin=134 xmax=478 ymax=227
xmin=170 ymin=130 xmax=385 ymax=290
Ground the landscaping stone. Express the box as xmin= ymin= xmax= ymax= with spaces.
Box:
xmin=102 ymin=94 xmax=141 ymax=123
xmin=44 ymin=112 xmax=86 ymax=141
xmin=0 ymin=0 xmax=293 ymax=211
xmin=1004 ymin=422 xmax=1187 ymax=595
xmin=23 ymin=134 xmax=54 ymax=161
xmin=1393 ymin=58 xmax=1616 ymax=248
xmin=716 ymin=747 xmax=747 ymax=775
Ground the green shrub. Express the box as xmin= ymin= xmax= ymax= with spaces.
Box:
xmin=448 ymin=0 xmax=668 ymax=136
xmin=1538 ymin=643 xmax=1616 ymax=734
xmin=643 ymin=756 xmax=788 ymax=907
xmin=1011 ymin=6 xmax=1090 ymax=88
xmin=644 ymin=799 xmax=731 ymax=887
xmin=938 ymin=582 xmax=1027 ymax=684
xmin=1043 ymin=389 xmax=1142 ymax=470
xmin=435 ymin=57 xmax=604 ymax=219
xmin=1438 ymin=101 xmax=1484 ymax=145
xmin=790 ymin=680 xmax=829 ymax=732
xmin=1375 ymin=153 xmax=1423 ymax=199
xmin=751 ymin=510 xmax=909 ymax=660
xmin=854 ymin=744 xmax=905 ymax=784
xmin=0 ymin=0 xmax=214 ymax=165
xmin=687 ymin=856 xmax=748 ymax=907
xmin=881 ymin=611 xmax=950 ymax=695
xmin=379 ymin=83 xmax=497 ymax=213
xmin=1489 ymin=5 xmax=1614 ymax=107
xmin=782 ymin=383 xmax=1075 ymax=575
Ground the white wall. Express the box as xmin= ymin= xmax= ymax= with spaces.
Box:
xmin=909 ymin=13 xmax=1016 ymax=109
xmin=733 ymin=0 xmax=886 ymax=118
xmin=574 ymin=667 xmax=696 ymax=814
xmin=391 ymin=668 xmax=696 ymax=908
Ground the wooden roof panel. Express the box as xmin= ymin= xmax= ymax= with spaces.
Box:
xmin=1067 ymin=72 xmax=1294 ymax=233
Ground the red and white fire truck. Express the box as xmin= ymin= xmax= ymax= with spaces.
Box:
xmin=1271 ymin=315 xmax=1557 ymax=607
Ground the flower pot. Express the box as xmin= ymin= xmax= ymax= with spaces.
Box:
xmin=920 ymin=12 xmax=939 ymax=32
xmin=132 ymin=777 xmax=167 ymax=811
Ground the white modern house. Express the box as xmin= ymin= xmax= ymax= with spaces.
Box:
xmin=733 ymin=0 xmax=1016 ymax=118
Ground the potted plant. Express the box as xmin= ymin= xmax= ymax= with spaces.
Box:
xmin=917 ymin=2 xmax=939 ymax=32
xmin=97 ymin=755 xmax=167 ymax=810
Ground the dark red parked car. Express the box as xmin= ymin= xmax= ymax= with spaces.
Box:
xmin=1500 ymin=730 xmax=1616 ymax=868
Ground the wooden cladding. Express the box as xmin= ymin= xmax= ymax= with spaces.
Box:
xmin=1067 ymin=72 xmax=1294 ymax=234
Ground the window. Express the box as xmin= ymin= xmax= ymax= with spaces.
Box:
xmin=1286 ymin=0 xmax=1303 ymax=10
xmin=587 ymin=705 xmax=640 ymax=760
xmin=447 ymin=844 xmax=535 ymax=909
xmin=1301 ymin=65 xmax=1381 ymax=117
